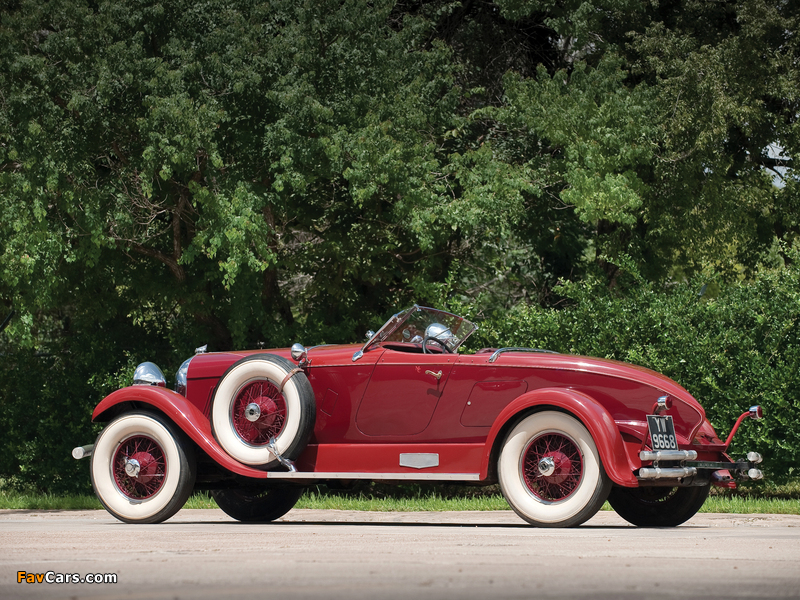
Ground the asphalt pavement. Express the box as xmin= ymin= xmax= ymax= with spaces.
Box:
xmin=2 ymin=508 xmax=799 ymax=599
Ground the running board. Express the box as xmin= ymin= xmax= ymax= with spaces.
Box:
xmin=266 ymin=471 xmax=481 ymax=481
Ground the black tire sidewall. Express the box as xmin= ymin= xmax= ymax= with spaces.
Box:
xmin=607 ymin=485 xmax=710 ymax=527
xmin=212 ymin=487 xmax=305 ymax=522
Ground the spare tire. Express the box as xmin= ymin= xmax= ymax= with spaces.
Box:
xmin=210 ymin=354 xmax=315 ymax=468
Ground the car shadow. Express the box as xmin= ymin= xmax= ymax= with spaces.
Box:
xmin=160 ymin=519 xmax=671 ymax=530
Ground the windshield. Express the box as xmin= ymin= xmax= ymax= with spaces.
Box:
xmin=357 ymin=305 xmax=477 ymax=358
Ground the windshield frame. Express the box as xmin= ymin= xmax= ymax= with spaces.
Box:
xmin=352 ymin=305 xmax=477 ymax=361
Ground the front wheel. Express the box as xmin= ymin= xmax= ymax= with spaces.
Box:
xmin=607 ymin=485 xmax=710 ymax=527
xmin=498 ymin=411 xmax=611 ymax=527
xmin=91 ymin=412 xmax=196 ymax=524
xmin=212 ymin=487 xmax=304 ymax=522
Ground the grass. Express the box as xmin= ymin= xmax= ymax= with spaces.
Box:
xmin=700 ymin=495 xmax=800 ymax=515
xmin=698 ymin=479 xmax=800 ymax=514
xmin=296 ymin=490 xmax=800 ymax=515
xmin=294 ymin=490 xmax=511 ymax=512
xmin=1 ymin=482 xmax=798 ymax=514
xmin=0 ymin=491 xmax=103 ymax=510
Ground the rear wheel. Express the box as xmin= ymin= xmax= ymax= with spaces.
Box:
xmin=91 ymin=412 xmax=196 ymax=524
xmin=498 ymin=411 xmax=611 ymax=527
xmin=212 ymin=487 xmax=304 ymax=522
xmin=607 ymin=485 xmax=710 ymax=527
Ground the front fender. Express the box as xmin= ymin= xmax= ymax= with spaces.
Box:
xmin=481 ymin=388 xmax=638 ymax=486
xmin=93 ymin=386 xmax=269 ymax=480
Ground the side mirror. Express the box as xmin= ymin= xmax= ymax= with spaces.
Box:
xmin=291 ymin=343 xmax=307 ymax=363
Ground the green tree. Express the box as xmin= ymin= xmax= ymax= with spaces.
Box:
xmin=2 ymin=0 xmax=799 ymax=491
xmin=483 ymin=0 xmax=799 ymax=282
xmin=0 ymin=0 xmax=458 ymax=354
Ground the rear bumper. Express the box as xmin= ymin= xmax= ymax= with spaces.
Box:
xmin=637 ymin=452 xmax=763 ymax=486
xmin=635 ymin=405 xmax=764 ymax=488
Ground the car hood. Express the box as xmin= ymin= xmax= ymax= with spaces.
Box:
xmin=186 ymin=344 xmax=363 ymax=379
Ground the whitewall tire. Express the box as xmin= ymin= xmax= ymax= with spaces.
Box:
xmin=498 ymin=411 xmax=611 ymax=527
xmin=90 ymin=412 xmax=196 ymax=524
xmin=210 ymin=354 xmax=315 ymax=468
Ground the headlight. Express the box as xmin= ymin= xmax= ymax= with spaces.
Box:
xmin=133 ymin=362 xmax=166 ymax=387
xmin=175 ymin=357 xmax=193 ymax=396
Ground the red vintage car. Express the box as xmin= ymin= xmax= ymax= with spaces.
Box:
xmin=74 ymin=305 xmax=764 ymax=526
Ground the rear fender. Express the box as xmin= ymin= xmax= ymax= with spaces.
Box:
xmin=481 ymin=388 xmax=638 ymax=486
xmin=93 ymin=386 xmax=268 ymax=480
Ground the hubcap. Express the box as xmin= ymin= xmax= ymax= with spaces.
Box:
xmin=522 ymin=433 xmax=583 ymax=501
xmin=124 ymin=457 xmax=141 ymax=478
xmin=244 ymin=403 xmax=261 ymax=422
xmin=537 ymin=456 xmax=556 ymax=477
xmin=232 ymin=380 xmax=287 ymax=445
xmin=112 ymin=436 xmax=166 ymax=500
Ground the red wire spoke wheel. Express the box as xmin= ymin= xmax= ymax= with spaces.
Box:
xmin=211 ymin=354 xmax=315 ymax=468
xmin=91 ymin=412 xmax=196 ymax=524
xmin=112 ymin=435 xmax=167 ymax=499
xmin=522 ymin=432 xmax=583 ymax=501
xmin=498 ymin=411 xmax=611 ymax=527
xmin=231 ymin=380 xmax=287 ymax=444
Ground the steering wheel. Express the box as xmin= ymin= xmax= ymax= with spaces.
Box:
xmin=422 ymin=336 xmax=453 ymax=354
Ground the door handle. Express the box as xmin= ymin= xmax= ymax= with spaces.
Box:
xmin=425 ymin=370 xmax=442 ymax=381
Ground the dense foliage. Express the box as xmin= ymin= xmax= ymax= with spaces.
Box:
xmin=465 ymin=260 xmax=800 ymax=479
xmin=1 ymin=0 xmax=797 ymax=491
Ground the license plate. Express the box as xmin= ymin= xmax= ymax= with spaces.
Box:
xmin=647 ymin=415 xmax=679 ymax=451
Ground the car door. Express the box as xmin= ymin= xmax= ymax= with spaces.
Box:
xmin=355 ymin=349 xmax=456 ymax=436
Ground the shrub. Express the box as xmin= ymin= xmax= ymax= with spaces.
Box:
xmin=466 ymin=266 xmax=800 ymax=479
xmin=2 ymin=264 xmax=798 ymax=492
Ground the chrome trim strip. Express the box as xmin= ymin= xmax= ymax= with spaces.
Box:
xmin=265 ymin=472 xmax=481 ymax=481
xmin=488 ymin=347 xmax=558 ymax=363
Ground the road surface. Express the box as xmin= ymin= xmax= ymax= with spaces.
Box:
xmin=2 ymin=509 xmax=799 ymax=599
